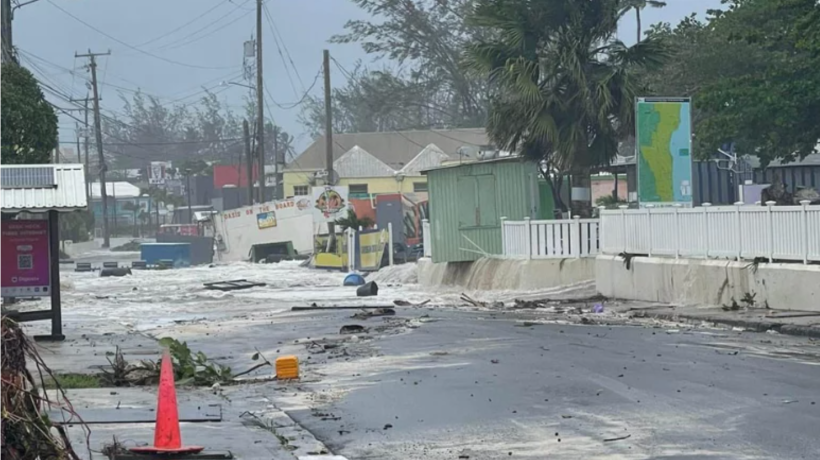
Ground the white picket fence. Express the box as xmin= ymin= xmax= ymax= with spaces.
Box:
xmin=600 ymin=202 xmax=820 ymax=264
xmin=501 ymin=217 xmax=600 ymax=259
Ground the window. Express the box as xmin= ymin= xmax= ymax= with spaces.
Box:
xmin=293 ymin=185 xmax=309 ymax=196
xmin=349 ymin=184 xmax=369 ymax=195
xmin=413 ymin=181 xmax=428 ymax=192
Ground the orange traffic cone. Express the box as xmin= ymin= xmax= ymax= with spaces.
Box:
xmin=130 ymin=349 xmax=204 ymax=454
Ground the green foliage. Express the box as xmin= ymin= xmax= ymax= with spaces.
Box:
xmin=1 ymin=63 xmax=58 ymax=164
xmin=335 ymin=208 xmax=375 ymax=231
xmin=45 ymin=373 xmax=100 ymax=389
xmin=59 ymin=210 xmax=93 ymax=243
xmin=103 ymin=90 xmax=294 ymax=169
xmin=694 ymin=0 xmax=820 ymax=166
xmin=302 ymin=0 xmax=487 ymax=136
xmin=465 ymin=0 xmax=666 ymax=172
xmin=158 ymin=337 xmax=232 ymax=386
xmin=595 ymin=195 xmax=628 ymax=208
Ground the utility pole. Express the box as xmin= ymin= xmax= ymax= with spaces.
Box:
xmin=76 ymin=49 xmax=111 ymax=248
xmin=244 ymin=119 xmax=254 ymax=205
xmin=1 ymin=0 xmax=13 ymax=63
xmin=70 ymin=95 xmax=92 ymax=205
xmin=273 ymin=126 xmax=280 ymax=199
xmin=256 ymin=0 xmax=266 ymax=203
xmin=323 ymin=49 xmax=335 ymax=244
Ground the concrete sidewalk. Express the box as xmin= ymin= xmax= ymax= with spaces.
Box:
xmin=609 ymin=303 xmax=820 ymax=339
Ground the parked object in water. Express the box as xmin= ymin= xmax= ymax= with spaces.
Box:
xmin=100 ymin=267 xmax=132 ymax=277
xmin=343 ymin=273 xmax=366 ymax=286
xmin=74 ymin=262 xmax=93 ymax=272
xmin=102 ymin=261 xmax=119 ymax=269
xmin=131 ymin=260 xmax=147 ymax=270
xmin=356 ymin=281 xmax=378 ymax=297
xmin=140 ymin=243 xmax=191 ymax=268
xmin=203 ymin=279 xmax=266 ymax=291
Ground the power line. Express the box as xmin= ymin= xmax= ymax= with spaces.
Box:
xmin=265 ymin=67 xmax=322 ymax=110
xmin=150 ymin=0 xmax=254 ymax=52
xmin=262 ymin=2 xmax=297 ymax=98
xmin=264 ymin=4 xmax=304 ymax=91
xmin=47 ymin=0 xmax=239 ymax=70
xmin=133 ymin=0 xmax=228 ymax=48
xmin=330 ymin=56 xmax=484 ymax=148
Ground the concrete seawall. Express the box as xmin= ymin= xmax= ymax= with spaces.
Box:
xmin=417 ymin=257 xmax=595 ymax=291
xmin=595 ymin=255 xmax=820 ymax=312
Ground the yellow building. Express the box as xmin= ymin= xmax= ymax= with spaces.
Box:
xmin=284 ymin=129 xmax=488 ymax=199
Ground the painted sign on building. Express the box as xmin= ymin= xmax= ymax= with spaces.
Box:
xmin=635 ymin=97 xmax=693 ymax=207
xmin=256 ymin=211 xmax=277 ymax=229
xmin=149 ymin=161 xmax=173 ymax=185
xmin=1 ymin=220 xmax=50 ymax=297
xmin=312 ymin=186 xmax=349 ymax=223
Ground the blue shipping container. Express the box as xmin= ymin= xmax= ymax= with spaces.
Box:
xmin=140 ymin=243 xmax=191 ymax=267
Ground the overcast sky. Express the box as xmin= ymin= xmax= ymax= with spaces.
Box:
xmin=15 ymin=0 xmax=723 ymax=158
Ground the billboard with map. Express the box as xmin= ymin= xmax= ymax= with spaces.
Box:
xmin=636 ymin=97 xmax=693 ymax=206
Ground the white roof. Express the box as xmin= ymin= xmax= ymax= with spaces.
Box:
xmin=90 ymin=181 xmax=141 ymax=199
xmin=0 ymin=163 xmax=88 ymax=213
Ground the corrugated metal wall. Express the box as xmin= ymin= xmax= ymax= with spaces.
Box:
xmin=628 ymin=162 xmax=820 ymax=205
xmin=428 ymin=160 xmax=537 ymax=263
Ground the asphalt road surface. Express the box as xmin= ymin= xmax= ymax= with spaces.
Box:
xmin=287 ymin=310 xmax=820 ymax=460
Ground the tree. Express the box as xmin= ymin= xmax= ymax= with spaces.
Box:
xmin=695 ymin=0 xmax=820 ymax=166
xmin=1 ymin=63 xmax=58 ymax=164
xmin=312 ymin=0 xmax=488 ymax=135
xmin=619 ymin=0 xmax=667 ymax=42
xmin=465 ymin=0 xmax=665 ymax=215
xmin=335 ymin=208 xmax=375 ymax=231
xmin=121 ymin=201 xmax=142 ymax=237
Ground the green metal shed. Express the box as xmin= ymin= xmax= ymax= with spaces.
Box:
xmin=423 ymin=157 xmax=542 ymax=263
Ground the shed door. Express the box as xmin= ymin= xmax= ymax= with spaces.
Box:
xmin=476 ymin=175 xmax=498 ymax=226
xmin=457 ymin=176 xmax=478 ymax=227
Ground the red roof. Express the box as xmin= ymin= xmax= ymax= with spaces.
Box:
xmin=213 ymin=164 xmax=259 ymax=189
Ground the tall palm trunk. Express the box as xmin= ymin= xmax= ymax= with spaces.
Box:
xmin=636 ymin=8 xmax=642 ymax=42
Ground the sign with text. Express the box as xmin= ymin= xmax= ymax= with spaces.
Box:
xmin=358 ymin=228 xmax=388 ymax=271
xmin=1 ymin=220 xmax=51 ymax=297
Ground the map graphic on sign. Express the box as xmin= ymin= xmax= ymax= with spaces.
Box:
xmin=636 ymin=98 xmax=693 ymax=206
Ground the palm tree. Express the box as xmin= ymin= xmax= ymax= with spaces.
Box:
xmin=620 ymin=0 xmax=667 ymax=42
xmin=121 ymin=201 xmax=141 ymax=237
xmin=466 ymin=0 xmax=665 ymax=215
xmin=335 ymin=209 xmax=374 ymax=231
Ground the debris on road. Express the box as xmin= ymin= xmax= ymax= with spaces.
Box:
xmin=340 ymin=325 xmax=366 ymax=335
xmin=393 ymin=299 xmax=431 ymax=307
xmin=593 ymin=303 xmax=605 ymax=313
xmin=351 ymin=308 xmax=395 ymax=319
xmin=604 ymin=434 xmax=632 ymax=442
xmin=356 ymin=281 xmax=379 ymax=297
xmin=203 ymin=279 xmax=266 ymax=291
xmin=343 ymin=273 xmax=366 ymax=286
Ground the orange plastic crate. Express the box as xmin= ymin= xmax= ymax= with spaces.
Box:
xmin=275 ymin=355 xmax=299 ymax=380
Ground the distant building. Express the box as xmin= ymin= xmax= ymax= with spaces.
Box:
xmin=283 ymin=128 xmax=490 ymax=200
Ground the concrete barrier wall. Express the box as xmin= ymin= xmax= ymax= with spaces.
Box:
xmin=595 ymin=255 xmax=820 ymax=312
xmin=418 ymin=257 xmax=595 ymax=291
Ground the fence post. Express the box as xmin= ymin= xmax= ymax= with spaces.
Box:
xmin=524 ymin=217 xmax=532 ymax=259
xmin=347 ymin=228 xmax=356 ymax=271
xmin=702 ymin=203 xmax=712 ymax=258
xmin=388 ymin=222 xmax=394 ymax=266
xmin=766 ymin=200 xmax=775 ymax=262
xmin=673 ymin=204 xmax=681 ymax=259
xmin=571 ymin=215 xmax=581 ymax=258
xmin=421 ymin=219 xmax=429 ymax=258
xmin=500 ymin=216 xmax=507 ymax=256
xmin=598 ymin=206 xmax=606 ymax=253
xmin=646 ymin=204 xmax=654 ymax=257
xmin=733 ymin=201 xmax=744 ymax=261
xmin=800 ymin=200 xmax=810 ymax=265
xmin=618 ymin=205 xmax=628 ymax=253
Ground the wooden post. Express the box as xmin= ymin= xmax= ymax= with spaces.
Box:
xmin=39 ymin=210 xmax=64 ymax=341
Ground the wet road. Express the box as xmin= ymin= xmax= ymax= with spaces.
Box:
xmin=288 ymin=311 xmax=820 ymax=460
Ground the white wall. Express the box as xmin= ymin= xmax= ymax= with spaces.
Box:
xmin=213 ymin=199 xmax=314 ymax=262
xmin=595 ymin=255 xmax=820 ymax=312
xmin=418 ymin=257 xmax=594 ymax=291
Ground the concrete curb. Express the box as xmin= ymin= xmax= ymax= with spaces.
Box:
xmin=647 ymin=311 xmax=820 ymax=339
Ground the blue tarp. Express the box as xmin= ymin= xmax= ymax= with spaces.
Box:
xmin=343 ymin=273 xmax=366 ymax=286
